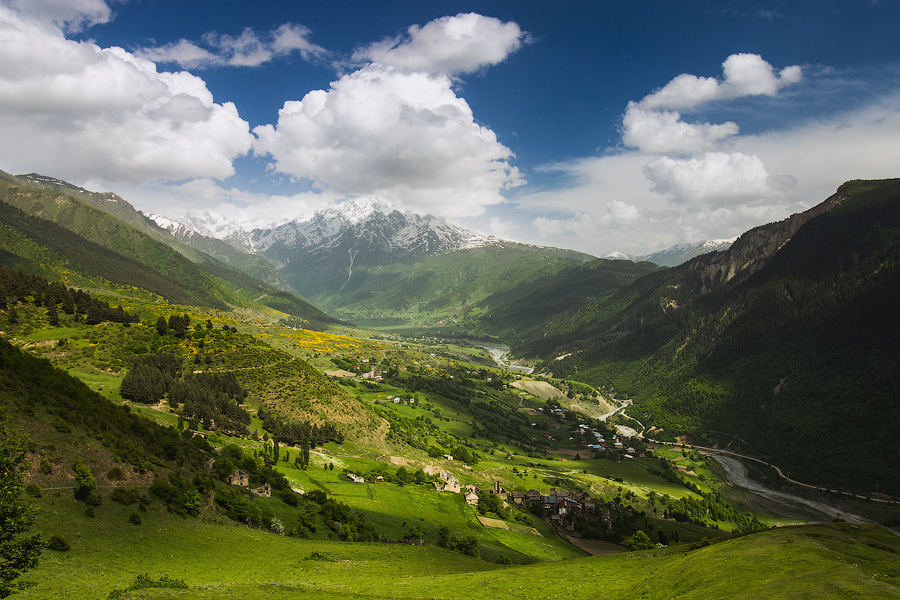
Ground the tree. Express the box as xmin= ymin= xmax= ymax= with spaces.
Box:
xmin=155 ymin=316 xmax=168 ymax=336
xmin=0 ymin=411 xmax=44 ymax=597
xmin=624 ymin=530 xmax=655 ymax=551
xmin=72 ymin=462 xmax=97 ymax=502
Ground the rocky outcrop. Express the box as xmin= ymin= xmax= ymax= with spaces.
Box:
xmin=686 ymin=189 xmax=847 ymax=292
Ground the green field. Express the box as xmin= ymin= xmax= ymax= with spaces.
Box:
xmin=26 ymin=491 xmax=900 ymax=599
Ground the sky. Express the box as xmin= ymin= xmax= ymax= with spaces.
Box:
xmin=1 ymin=0 xmax=899 ymax=257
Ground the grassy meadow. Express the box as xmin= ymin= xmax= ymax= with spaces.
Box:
xmin=24 ymin=490 xmax=900 ymax=600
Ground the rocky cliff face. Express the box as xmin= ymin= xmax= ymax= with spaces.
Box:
xmin=687 ymin=190 xmax=846 ymax=292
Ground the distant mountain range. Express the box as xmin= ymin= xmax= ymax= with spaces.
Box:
xmin=607 ymin=238 xmax=738 ymax=267
xmin=152 ymin=199 xmax=601 ymax=316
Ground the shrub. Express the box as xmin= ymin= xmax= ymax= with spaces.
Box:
xmin=110 ymin=487 xmax=139 ymax=505
xmin=625 ymin=530 xmax=655 ymax=551
xmin=129 ymin=511 xmax=142 ymax=525
xmin=107 ymin=467 xmax=125 ymax=481
xmin=84 ymin=491 xmax=103 ymax=507
xmin=72 ymin=462 xmax=97 ymax=502
xmin=38 ymin=459 xmax=52 ymax=475
xmin=270 ymin=518 xmax=284 ymax=535
xmin=24 ymin=483 xmax=41 ymax=498
xmin=47 ymin=534 xmax=70 ymax=551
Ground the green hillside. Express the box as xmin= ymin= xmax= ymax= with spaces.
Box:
xmin=0 ymin=198 xmax=227 ymax=308
xmin=468 ymin=256 xmax=662 ymax=342
xmin=0 ymin=178 xmax=343 ymax=327
xmin=516 ymin=179 xmax=900 ymax=495
xmin=12 ymin=171 xmax=289 ymax=290
xmin=309 ymin=243 xmax=610 ymax=320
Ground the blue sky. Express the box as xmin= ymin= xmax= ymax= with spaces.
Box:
xmin=1 ymin=0 xmax=899 ymax=255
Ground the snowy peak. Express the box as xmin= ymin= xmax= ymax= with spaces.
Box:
xmin=227 ymin=200 xmax=497 ymax=260
xmin=608 ymin=237 xmax=737 ymax=267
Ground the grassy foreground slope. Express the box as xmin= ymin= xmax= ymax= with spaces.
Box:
xmin=27 ymin=495 xmax=900 ymax=600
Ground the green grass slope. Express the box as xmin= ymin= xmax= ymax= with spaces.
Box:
xmin=1 ymin=183 xmax=229 ymax=308
xmin=0 ymin=199 xmax=227 ymax=308
xmin=469 ymin=256 xmax=662 ymax=342
xmin=26 ymin=497 xmax=900 ymax=600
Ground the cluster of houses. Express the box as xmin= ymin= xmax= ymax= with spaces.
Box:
xmin=574 ymin=425 xmax=638 ymax=458
xmin=344 ymin=469 xmax=621 ymax=531
xmin=458 ymin=480 xmax=614 ymax=531
xmin=386 ymin=396 xmax=416 ymax=405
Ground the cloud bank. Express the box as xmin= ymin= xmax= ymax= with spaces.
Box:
xmin=137 ymin=23 xmax=328 ymax=68
xmin=514 ymin=53 xmax=826 ymax=255
xmin=0 ymin=5 xmax=254 ymax=184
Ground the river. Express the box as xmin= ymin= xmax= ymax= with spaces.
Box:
xmin=710 ymin=454 xmax=870 ymax=525
xmin=465 ymin=341 xmax=534 ymax=374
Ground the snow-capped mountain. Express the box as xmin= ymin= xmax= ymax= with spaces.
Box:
xmin=158 ymin=198 xmax=503 ymax=300
xmin=607 ymin=238 xmax=737 ymax=267
xmin=241 ymin=199 xmax=495 ymax=258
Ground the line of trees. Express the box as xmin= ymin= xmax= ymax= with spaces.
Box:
xmin=256 ymin=405 xmax=344 ymax=448
xmin=0 ymin=265 xmax=139 ymax=325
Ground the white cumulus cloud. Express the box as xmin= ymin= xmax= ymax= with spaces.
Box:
xmin=352 ymin=12 xmax=526 ymax=76
xmin=0 ymin=6 xmax=254 ymax=184
xmin=640 ymin=53 xmax=802 ymax=110
xmin=253 ymin=63 xmax=523 ymax=218
xmin=642 ymin=152 xmax=789 ymax=206
xmin=622 ymin=104 xmax=739 ymax=154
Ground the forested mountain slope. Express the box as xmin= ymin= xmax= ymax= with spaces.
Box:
xmin=523 ymin=179 xmax=900 ymax=494
xmin=0 ymin=175 xmax=341 ymax=326
xmin=12 ymin=172 xmax=288 ymax=290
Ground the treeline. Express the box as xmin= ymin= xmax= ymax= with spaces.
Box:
xmin=120 ymin=354 xmax=250 ymax=435
xmin=256 ymin=405 xmax=344 ymax=447
xmin=0 ymin=265 xmax=139 ymax=325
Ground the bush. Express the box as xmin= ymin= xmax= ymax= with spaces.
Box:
xmin=38 ymin=459 xmax=52 ymax=475
xmin=625 ymin=530 xmax=655 ymax=551
xmin=47 ymin=534 xmax=70 ymax=552
xmin=24 ymin=483 xmax=41 ymax=498
xmin=84 ymin=491 xmax=103 ymax=507
xmin=107 ymin=467 xmax=125 ymax=481
xmin=110 ymin=487 xmax=139 ymax=505
xmin=129 ymin=511 xmax=142 ymax=525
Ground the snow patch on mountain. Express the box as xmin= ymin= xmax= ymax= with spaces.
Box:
xmin=608 ymin=237 xmax=738 ymax=267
